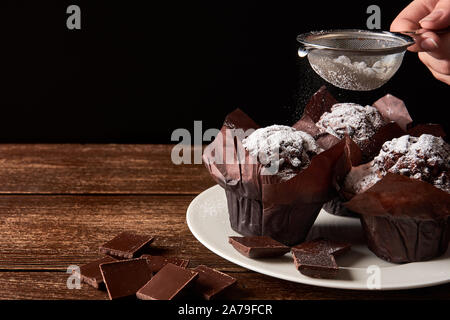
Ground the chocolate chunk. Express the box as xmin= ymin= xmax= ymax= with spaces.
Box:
xmin=192 ymin=265 xmax=237 ymax=300
xmin=228 ymin=236 xmax=290 ymax=258
xmin=291 ymin=238 xmax=351 ymax=279
xmin=99 ymin=232 xmax=154 ymax=259
xmin=100 ymin=258 xmax=153 ymax=300
xmin=141 ymin=254 xmax=189 ymax=274
xmin=75 ymin=256 xmax=117 ymax=289
xmin=136 ymin=263 xmax=198 ymax=300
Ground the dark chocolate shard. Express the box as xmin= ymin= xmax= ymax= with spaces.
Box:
xmin=136 ymin=263 xmax=198 ymax=300
xmin=99 ymin=232 xmax=154 ymax=259
xmin=141 ymin=254 xmax=189 ymax=274
xmin=228 ymin=236 xmax=290 ymax=258
xmin=192 ymin=265 xmax=237 ymax=300
xmin=292 ymin=250 xmax=339 ymax=279
xmin=75 ymin=256 xmax=117 ymax=289
xmin=291 ymin=238 xmax=351 ymax=279
xmin=100 ymin=258 xmax=153 ymax=300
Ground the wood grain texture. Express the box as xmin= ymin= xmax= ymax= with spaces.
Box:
xmin=0 ymin=144 xmax=449 ymax=300
xmin=0 ymin=144 xmax=214 ymax=194
xmin=0 ymin=195 xmax=242 ymax=271
xmin=1 ymin=271 xmax=450 ymax=300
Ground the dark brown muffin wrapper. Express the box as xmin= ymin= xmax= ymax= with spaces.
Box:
xmin=344 ymin=173 xmax=450 ymax=263
xmin=300 ymin=87 xmax=422 ymax=217
xmin=297 ymin=86 xmax=413 ymax=162
xmin=203 ymin=109 xmax=357 ymax=246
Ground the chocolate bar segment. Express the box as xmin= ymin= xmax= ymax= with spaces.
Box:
xmin=141 ymin=254 xmax=189 ymax=274
xmin=192 ymin=265 xmax=237 ymax=300
xmin=292 ymin=250 xmax=339 ymax=279
xmin=99 ymin=232 xmax=154 ymax=259
xmin=136 ymin=263 xmax=198 ymax=300
xmin=291 ymin=238 xmax=351 ymax=279
xmin=76 ymin=256 xmax=117 ymax=289
xmin=100 ymin=258 xmax=153 ymax=300
xmin=228 ymin=236 xmax=290 ymax=258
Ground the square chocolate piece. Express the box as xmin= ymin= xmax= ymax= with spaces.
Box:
xmin=75 ymin=256 xmax=116 ymax=289
xmin=291 ymin=250 xmax=339 ymax=279
xmin=99 ymin=232 xmax=154 ymax=259
xmin=136 ymin=263 xmax=198 ymax=300
xmin=100 ymin=258 xmax=153 ymax=300
xmin=228 ymin=236 xmax=290 ymax=258
xmin=192 ymin=265 xmax=236 ymax=300
xmin=141 ymin=254 xmax=189 ymax=274
xmin=291 ymin=238 xmax=351 ymax=279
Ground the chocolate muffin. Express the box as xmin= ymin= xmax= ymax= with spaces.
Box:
xmin=344 ymin=134 xmax=450 ymax=263
xmin=203 ymin=109 xmax=355 ymax=245
xmin=316 ymin=103 xmax=387 ymax=150
xmin=346 ymin=134 xmax=450 ymax=194
xmin=242 ymin=125 xmax=322 ymax=181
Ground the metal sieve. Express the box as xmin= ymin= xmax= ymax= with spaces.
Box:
xmin=297 ymin=29 xmax=415 ymax=91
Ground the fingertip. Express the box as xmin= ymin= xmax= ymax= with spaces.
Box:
xmin=417 ymin=32 xmax=440 ymax=51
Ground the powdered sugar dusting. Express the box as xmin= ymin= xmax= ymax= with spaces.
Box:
xmin=242 ymin=125 xmax=322 ymax=180
xmin=316 ymin=103 xmax=386 ymax=148
xmin=373 ymin=134 xmax=450 ymax=193
xmin=344 ymin=162 xmax=381 ymax=194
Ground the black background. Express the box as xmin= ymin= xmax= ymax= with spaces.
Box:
xmin=0 ymin=0 xmax=448 ymax=143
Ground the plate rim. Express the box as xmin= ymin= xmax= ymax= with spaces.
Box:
xmin=186 ymin=184 xmax=450 ymax=291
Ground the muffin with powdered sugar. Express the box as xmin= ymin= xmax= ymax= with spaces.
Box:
xmin=344 ymin=134 xmax=450 ymax=263
xmin=242 ymin=125 xmax=322 ymax=182
xmin=203 ymin=109 xmax=355 ymax=246
xmin=345 ymin=134 xmax=450 ymax=195
xmin=316 ymin=103 xmax=387 ymax=150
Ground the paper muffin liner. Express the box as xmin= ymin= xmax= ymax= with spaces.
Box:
xmin=344 ymin=173 xmax=450 ymax=263
xmin=296 ymin=86 xmax=437 ymax=217
xmin=203 ymin=109 xmax=357 ymax=246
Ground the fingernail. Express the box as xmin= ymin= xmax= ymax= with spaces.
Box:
xmin=420 ymin=9 xmax=443 ymax=23
xmin=421 ymin=38 xmax=439 ymax=50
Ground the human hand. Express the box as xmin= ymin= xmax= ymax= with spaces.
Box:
xmin=391 ymin=0 xmax=450 ymax=85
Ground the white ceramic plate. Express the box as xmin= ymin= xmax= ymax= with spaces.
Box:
xmin=186 ymin=185 xmax=450 ymax=290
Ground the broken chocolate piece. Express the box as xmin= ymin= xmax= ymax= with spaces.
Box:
xmin=136 ymin=263 xmax=198 ymax=300
xmin=99 ymin=232 xmax=154 ymax=259
xmin=291 ymin=238 xmax=351 ymax=279
xmin=75 ymin=256 xmax=116 ymax=289
xmin=192 ymin=265 xmax=237 ymax=300
xmin=100 ymin=258 xmax=153 ymax=300
xmin=141 ymin=254 xmax=189 ymax=274
xmin=228 ymin=236 xmax=290 ymax=258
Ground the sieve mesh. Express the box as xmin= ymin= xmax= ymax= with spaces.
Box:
xmin=297 ymin=30 xmax=414 ymax=91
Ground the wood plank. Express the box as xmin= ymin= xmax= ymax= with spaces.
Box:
xmin=0 ymin=144 xmax=214 ymax=194
xmin=1 ymin=194 xmax=450 ymax=300
xmin=1 ymin=271 xmax=449 ymax=300
xmin=0 ymin=195 xmax=242 ymax=271
xmin=0 ymin=272 xmax=107 ymax=300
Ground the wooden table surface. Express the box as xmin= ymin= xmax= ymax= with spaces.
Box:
xmin=0 ymin=144 xmax=449 ymax=300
